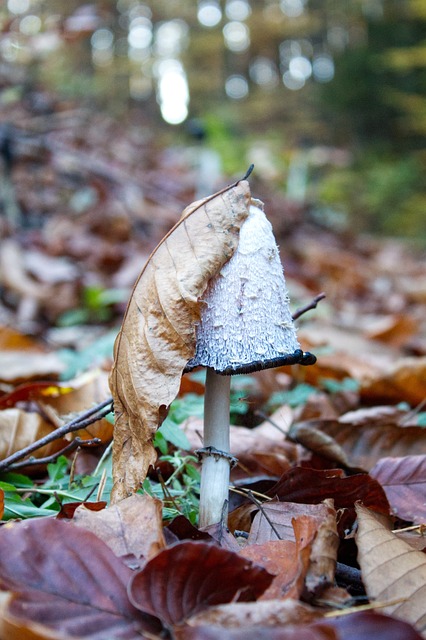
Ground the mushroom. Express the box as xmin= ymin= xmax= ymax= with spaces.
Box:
xmin=185 ymin=198 xmax=316 ymax=527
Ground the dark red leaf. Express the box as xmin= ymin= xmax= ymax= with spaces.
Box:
xmin=267 ymin=467 xmax=389 ymax=511
xmin=176 ymin=626 xmax=336 ymax=640
xmin=175 ymin=611 xmax=422 ymax=640
xmin=328 ymin=610 xmax=423 ymax=640
xmin=265 ymin=467 xmax=389 ymax=535
xmin=0 ymin=518 xmax=159 ymax=639
xmin=166 ymin=515 xmax=212 ymax=541
xmin=57 ymin=500 xmax=107 ymax=519
xmin=128 ymin=540 xmax=274 ymax=626
xmin=370 ymin=455 xmax=426 ymax=523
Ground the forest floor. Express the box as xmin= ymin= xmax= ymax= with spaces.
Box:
xmin=0 ymin=88 xmax=426 ymax=640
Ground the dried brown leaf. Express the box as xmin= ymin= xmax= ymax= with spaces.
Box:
xmin=0 ymin=352 xmax=64 ymax=384
xmin=356 ymin=503 xmax=426 ymax=636
xmin=73 ymin=493 xmax=165 ymax=560
xmin=291 ymin=419 xmax=426 ymax=471
xmin=370 ymin=455 xmax=426 ymax=523
xmin=241 ymin=516 xmax=317 ymax=600
xmin=304 ymin=501 xmax=339 ymax=597
xmin=361 ymin=357 xmax=426 ymax=406
xmin=109 ymin=180 xmax=251 ymax=501
xmin=0 ymin=409 xmax=65 ymax=462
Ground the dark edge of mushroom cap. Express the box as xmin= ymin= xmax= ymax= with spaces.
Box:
xmin=184 ymin=348 xmax=316 ymax=376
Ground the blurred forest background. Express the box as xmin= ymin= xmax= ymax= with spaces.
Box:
xmin=0 ymin=0 xmax=425 ymax=240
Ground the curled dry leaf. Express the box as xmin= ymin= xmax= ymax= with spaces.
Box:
xmin=109 ymin=180 xmax=251 ymax=502
xmin=128 ymin=540 xmax=273 ymax=626
xmin=290 ymin=419 xmax=426 ymax=471
xmin=356 ymin=503 xmax=426 ymax=637
xmin=73 ymin=493 xmax=165 ymax=561
xmin=370 ymin=455 xmax=426 ymax=523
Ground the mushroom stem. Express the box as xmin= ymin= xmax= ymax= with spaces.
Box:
xmin=199 ymin=367 xmax=231 ymax=528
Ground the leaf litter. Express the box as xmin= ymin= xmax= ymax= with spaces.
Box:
xmin=0 ymin=88 xmax=426 ymax=639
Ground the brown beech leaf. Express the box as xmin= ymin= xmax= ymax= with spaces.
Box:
xmin=109 ymin=179 xmax=251 ymax=502
xmin=370 ymin=455 xmax=426 ymax=523
xmin=0 ymin=352 xmax=64 ymax=384
xmin=248 ymin=501 xmax=335 ymax=544
xmin=128 ymin=540 xmax=273 ymax=625
xmin=361 ymin=357 xmax=426 ymax=407
xmin=73 ymin=493 xmax=166 ymax=560
xmin=356 ymin=503 xmax=426 ymax=636
xmin=179 ymin=611 xmax=423 ymax=640
xmin=241 ymin=516 xmax=317 ymax=600
xmin=0 ymin=408 xmax=66 ymax=462
xmin=0 ymin=518 xmax=157 ymax=639
xmin=290 ymin=419 xmax=426 ymax=471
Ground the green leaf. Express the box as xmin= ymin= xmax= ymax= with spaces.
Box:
xmin=321 ymin=377 xmax=360 ymax=393
xmin=267 ymin=383 xmax=318 ymax=409
xmin=417 ymin=412 xmax=426 ymax=427
xmin=158 ymin=419 xmax=190 ymax=450
xmin=47 ymin=455 xmax=69 ymax=482
xmin=0 ymin=473 xmax=33 ymax=488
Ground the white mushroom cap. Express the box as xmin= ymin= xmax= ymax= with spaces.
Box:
xmin=186 ymin=200 xmax=315 ymax=375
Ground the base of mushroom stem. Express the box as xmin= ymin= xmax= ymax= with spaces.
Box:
xmin=198 ymin=452 xmax=236 ymax=529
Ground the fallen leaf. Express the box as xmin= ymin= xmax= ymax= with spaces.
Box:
xmin=128 ymin=540 xmax=273 ymax=625
xmin=304 ymin=502 xmax=339 ymax=598
xmin=73 ymin=493 xmax=166 ymax=560
xmin=290 ymin=419 xmax=426 ymax=471
xmin=266 ymin=467 xmax=389 ymax=517
xmin=370 ymin=455 xmax=426 ymax=523
xmin=361 ymin=357 xmax=426 ymax=406
xmin=0 ymin=408 xmax=65 ymax=462
xmin=248 ymin=501 xmax=335 ymax=545
xmin=363 ymin=313 xmax=418 ymax=348
xmin=0 ymin=352 xmax=65 ymax=384
xmin=57 ymin=501 xmax=107 ymax=519
xmin=183 ymin=416 xmax=298 ymax=479
xmin=178 ymin=611 xmax=423 ymax=639
xmin=0 ymin=326 xmax=45 ymax=351
xmin=186 ymin=598 xmax=317 ymax=629
xmin=109 ymin=179 xmax=251 ymax=502
xmin=241 ymin=516 xmax=317 ymax=600
xmin=0 ymin=518 xmax=158 ymax=638
xmin=356 ymin=503 xmax=426 ymax=636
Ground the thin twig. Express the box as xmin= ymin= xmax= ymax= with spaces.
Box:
xmin=255 ymin=409 xmax=289 ymax=437
xmin=247 ymin=490 xmax=282 ymax=540
xmin=6 ymin=437 xmax=101 ymax=471
xmin=292 ymin=292 xmax=326 ymax=321
xmin=230 ymin=486 xmax=272 ymax=502
xmin=0 ymin=398 xmax=113 ymax=472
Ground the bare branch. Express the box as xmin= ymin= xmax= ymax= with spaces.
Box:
xmin=292 ymin=292 xmax=326 ymax=321
xmin=0 ymin=398 xmax=113 ymax=472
